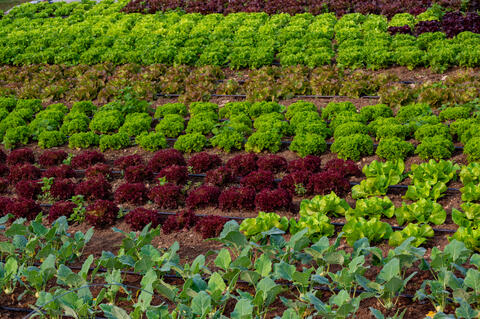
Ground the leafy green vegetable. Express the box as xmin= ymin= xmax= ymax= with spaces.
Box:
xmin=331 ymin=133 xmax=373 ymax=161
xmin=245 ymin=131 xmax=282 ymax=153
xmin=239 ymin=212 xmax=289 ymax=240
xmin=135 ymin=132 xmax=167 ymax=152
xmin=395 ymin=199 xmax=446 ymax=226
xmin=289 ymin=133 xmax=327 ymax=157
xmin=299 ymin=192 xmax=351 ymax=218
xmin=342 ymin=217 xmax=392 ymax=246
xmin=405 ymin=160 xmax=459 ymax=201
xmin=389 ymin=223 xmax=434 ymax=247
xmin=38 ymin=130 xmax=67 ymax=149
xmin=174 ymin=133 xmax=207 ymax=153
xmin=376 ymin=138 xmax=414 ymax=161
xmin=346 ymin=196 xmax=395 ymax=220
xmin=352 ymin=160 xmax=405 ymax=199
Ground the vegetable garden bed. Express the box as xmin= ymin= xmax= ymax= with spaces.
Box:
xmin=2 ymin=0 xmax=480 ymax=317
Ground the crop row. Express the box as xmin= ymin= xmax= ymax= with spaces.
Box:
xmin=1 ymin=216 xmax=477 ymax=318
xmin=1 ymin=64 xmax=478 ymax=106
xmin=2 ymin=146 xmax=479 ymax=247
xmin=2 ymin=3 xmax=480 ymax=70
xmin=0 ymin=96 xmax=479 ymax=162
xmin=121 ymin=0 xmax=478 ymax=16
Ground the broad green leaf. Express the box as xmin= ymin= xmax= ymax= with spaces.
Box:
xmin=231 ymin=298 xmax=253 ymax=319
xmin=214 ymin=249 xmax=231 ymax=271
xmin=254 ymin=254 xmax=272 ymax=277
xmin=191 ymin=291 xmax=211 ymax=316
xmin=100 ymin=304 xmax=131 ymax=319
xmin=378 ymin=258 xmax=399 ymax=282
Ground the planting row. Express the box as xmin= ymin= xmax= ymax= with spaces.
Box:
xmin=121 ymin=0 xmax=479 ymax=16
xmin=2 ymin=4 xmax=480 ymax=71
xmin=1 ymin=64 xmax=478 ymax=106
xmin=2 ymin=148 xmax=478 ymax=248
xmin=1 ymin=216 xmax=478 ymax=318
xmin=0 ymin=148 xmax=360 ymax=214
xmin=1 ymin=96 xmax=479 ymax=162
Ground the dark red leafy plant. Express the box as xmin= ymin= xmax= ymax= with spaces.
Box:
xmin=158 ymin=165 xmax=188 ymax=184
xmin=8 ymin=164 xmax=41 ymax=183
xmin=15 ymin=180 xmax=41 ymax=200
xmin=86 ymin=163 xmax=112 ymax=180
xmin=0 ymin=149 xmax=6 ymax=163
xmin=114 ymin=183 xmax=148 ymax=204
xmin=195 ymin=215 xmax=228 ymax=239
xmin=442 ymin=11 xmax=480 ymax=37
xmin=324 ymin=158 xmax=362 ymax=177
xmin=187 ymin=152 xmax=222 ymax=173
xmin=257 ymin=155 xmax=288 ymax=173
xmin=75 ymin=176 xmax=112 ymax=201
xmin=149 ymin=183 xmax=183 ymax=209
xmin=7 ymin=199 xmax=41 ymax=220
xmin=42 ymin=164 xmax=75 ymax=179
xmin=114 ymin=154 xmax=144 ymax=170
xmin=85 ymin=200 xmax=119 ymax=228
xmin=226 ymin=153 xmax=258 ymax=177
xmin=205 ymin=167 xmax=235 ymax=186
xmin=125 ymin=207 xmax=162 ymax=231
xmin=219 ymin=186 xmax=256 ymax=211
xmin=415 ymin=20 xmax=441 ymax=35
xmin=240 ymin=170 xmax=275 ymax=191
xmin=124 ymin=164 xmax=153 ymax=183
xmin=38 ymin=150 xmax=68 ymax=167
xmin=0 ymin=197 xmax=13 ymax=216
xmin=71 ymin=151 xmax=105 ymax=169
xmin=279 ymin=170 xmax=312 ymax=195
xmin=7 ymin=148 xmax=35 ymax=166
xmin=148 ymin=149 xmax=185 ymax=172
xmin=48 ymin=201 xmax=77 ymax=223
xmin=288 ymin=155 xmax=322 ymax=173
xmin=255 ymin=188 xmax=292 ymax=212
xmin=0 ymin=164 xmax=9 ymax=177
xmin=186 ymin=185 xmax=221 ymax=208
xmin=162 ymin=209 xmax=198 ymax=234
xmin=308 ymin=171 xmax=351 ymax=196
xmin=0 ymin=178 xmax=8 ymax=193
xmin=50 ymin=178 xmax=75 ymax=200
xmin=388 ymin=25 xmax=412 ymax=35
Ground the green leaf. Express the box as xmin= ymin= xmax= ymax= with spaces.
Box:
xmin=464 ymin=269 xmax=480 ymax=294
xmin=281 ymin=308 xmax=301 ymax=319
xmin=191 ymin=291 xmax=211 ymax=316
xmin=378 ymin=258 xmax=400 ymax=282
xmin=231 ymin=298 xmax=253 ymax=319
xmin=214 ymin=249 xmax=231 ymax=271
xmin=100 ymin=304 xmax=131 ymax=319
xmin=254 ymin=254 xmax=272 ymax=277
xmin=208 ymin=272 xmax=226 ymax=295
xmin=456 ymin=299 xmax=479 ymax=319
xmin=369 ymin=307 xmax=384 ymax=319
xmin=274 ymin=262 xmax=295 ymax=281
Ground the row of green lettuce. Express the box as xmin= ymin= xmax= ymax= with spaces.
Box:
xmin=1 ymin=213 xmax=480 ymax=318
xmin=0 ymin=0 xmax=480 ymax=71
xmin=242 ymin=159 xmax=480 ymax=250
xmin=1 ymin=96 xmax=480 ymax=161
